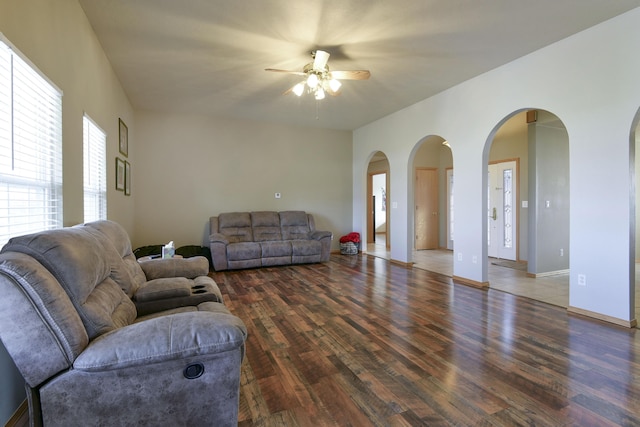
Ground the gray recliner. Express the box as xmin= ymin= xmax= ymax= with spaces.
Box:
xmin=0 ymin=224 xmax=247 ymax=426
xmin=80 ymin=220 xmax=222 ymax=315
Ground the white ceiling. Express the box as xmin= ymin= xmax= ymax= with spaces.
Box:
xmin=79 ymin=1 xmax=640 ymax=131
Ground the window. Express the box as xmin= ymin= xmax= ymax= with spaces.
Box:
xmin=0 ymin=36 xmax=63 ymax=247
xmin=83 ymin=115 xmax=106 ymax=222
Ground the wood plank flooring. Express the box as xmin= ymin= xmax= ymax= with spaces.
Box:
xmin=211 ymin=254 xmax=640 ymax=426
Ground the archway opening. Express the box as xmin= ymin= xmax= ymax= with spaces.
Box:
xmin=485 ymin=109 xmax=570 ymax=307
xmin=366 ymin=151 xmax=390 ymax=256
xmin=410 ymin=135 xmax=453 ymax=275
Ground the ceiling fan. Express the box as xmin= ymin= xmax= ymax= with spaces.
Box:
xmin=265 ymin=50 xmax=370 ymax=100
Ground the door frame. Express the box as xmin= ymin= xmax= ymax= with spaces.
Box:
xmin=487 ymin=158 xmax=520 ymax=261
xmin=367 ymin=171 xmax=389 ymax=247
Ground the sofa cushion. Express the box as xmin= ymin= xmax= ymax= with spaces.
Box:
xmin=73 ymin=309 xmax=247 ymax=371
xmin=226 ymin=241 xmax=261 ymax=261
xmin=280 ymin=211 xmax=312 ymax=240
xmin=218 ymin=212 xmax=253 ymax=243
xmin=291 ymin=240 xmax=322 ymax=256
xmin=251 ymin=211 xmax=283 ymax=242
xmin=261 ymin=241 xmax=292 ymax=258
xmin=292 ymin=240 xmax=322 ymax=264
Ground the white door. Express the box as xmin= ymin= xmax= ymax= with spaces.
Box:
xmin=488 ymin=161 xmax=517 ymax=260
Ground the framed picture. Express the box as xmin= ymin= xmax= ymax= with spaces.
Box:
xmin=124 ymin=160 xmax=131 ymax=196
xmin=116 ymin=157 xmax=125 ymax=191
xmin=119 ymin=118 xmax=128 ymax=157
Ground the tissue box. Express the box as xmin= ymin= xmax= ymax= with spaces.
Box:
xmin=162 ymin=245 xmax=175 ymax=259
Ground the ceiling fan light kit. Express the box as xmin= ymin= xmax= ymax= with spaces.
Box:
xmin=266 ymin=50 xmax=370 ymax=101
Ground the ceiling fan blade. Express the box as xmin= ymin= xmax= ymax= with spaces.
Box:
xmin=313 ymin=50 xmax=330 ymax=71
xmin=265 ymin=68 xmax=306 ymax=76
xmin=330 ymin=70 xmax=371 ymax=80
xmin=283 ymin=85 xmax=295 ymax=95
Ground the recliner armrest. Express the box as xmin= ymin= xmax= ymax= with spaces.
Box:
xmin=209 ymin=233 xmax=229 ymax=245
xmin=73 ymin=309 xmax=247 ymax=372
xmin=309 ymin=230 xmax=332 ymax=240
xmin=139 ymin=256 xmax=209 ymax=280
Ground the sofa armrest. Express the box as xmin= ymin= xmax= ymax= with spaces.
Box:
xmin=309 ymin=230 xmax=332 ymax=262
xmin=209 ymin=233 xmax=229 ymax=245
xmin=209 ymin=233 xmax=230 ymax=271
xmin=73 ymin=310 xmax=247 ymax=372
xmin=139 ymin=256 xmax=209 ymax=280
xmin=309 ymin=230 xmax=332 ymax=241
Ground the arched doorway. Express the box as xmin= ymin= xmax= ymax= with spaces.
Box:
xmin=367 ymin=152 xmax=390 ymax=256
xmin=410 ymin=135 xmax=453 ymax=275
xmin=485 ymin=109 xmax=570 ymax=307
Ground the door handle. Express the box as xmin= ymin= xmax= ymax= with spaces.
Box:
xmin=492 ymin=207 xmax=497 ymax=220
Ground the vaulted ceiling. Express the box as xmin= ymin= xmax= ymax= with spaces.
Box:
xmin=79 ymin=1 xmax=640 ymax=130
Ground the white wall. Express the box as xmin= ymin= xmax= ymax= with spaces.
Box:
xmin=353 ymin=8 xmax=640 ymax=324
xmin=132 ymin=111 xmax=353 ymax=250
xmin=0 ymin=0 xmax=134 ymax=423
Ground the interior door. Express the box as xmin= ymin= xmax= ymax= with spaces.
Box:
xmin=415 ymin=168 xmax=438 ymax=250
xmin=488 ymin=160 xmax=517 ymax=260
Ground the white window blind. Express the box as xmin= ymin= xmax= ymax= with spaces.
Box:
xmin=0 ymin=36 xmax=63 ymax=247
xmin=83 ymin=114 xmax=106 ymax=222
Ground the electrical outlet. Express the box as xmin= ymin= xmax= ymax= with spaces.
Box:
xmin=578 ymin=274 xmax=586 ymax=286
xmin=275 ymin=192 xmax=281 ymax=199
xmin=457 ymin=253 xmax=463 ymax=261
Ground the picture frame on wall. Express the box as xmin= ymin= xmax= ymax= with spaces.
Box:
xmin=124 ymin=160 xmax=131 ymax=196
xmin=116 ymin=157 xmax=125 ymax=191
xmin=119 ymin=118 xmax=128 ymax=157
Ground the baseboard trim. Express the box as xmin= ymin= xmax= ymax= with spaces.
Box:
xmin=567 ymin=306 xmax=638 ymax=328
xmin=452 ymin=275 xmax=489 ymax=289
xmin=390 ymin=259 xmax=413 ymax=268
xmin=5 ymin=400 xmax=28 ymax=427
xmin=526 ymin=269 xmax=569 ymax=278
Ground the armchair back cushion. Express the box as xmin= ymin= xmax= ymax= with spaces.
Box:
xmin=82 ymin=220 xmax=148 ymax=297
xmin=2 ymin=228 xmax=136 ymax=339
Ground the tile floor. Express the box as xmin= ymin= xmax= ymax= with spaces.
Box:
xmin=365 ymin=234 xmax=640 ymax=326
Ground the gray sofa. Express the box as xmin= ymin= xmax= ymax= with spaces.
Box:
xmin=0 ymin=222 xmax=247 ymax=426
xmin=209 ymin=211 xmax=332 ymax=271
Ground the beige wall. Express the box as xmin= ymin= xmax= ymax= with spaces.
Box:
xmin=132 ymin=110 xmax=353 ymax=250
xmin=0 ymin=0 xmax=135 ymax=231
xmin=0 ymin=0 xmax=134 ymax=422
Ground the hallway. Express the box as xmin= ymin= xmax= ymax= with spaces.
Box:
xmin=366 ymin=234 xmax=639 ymax=326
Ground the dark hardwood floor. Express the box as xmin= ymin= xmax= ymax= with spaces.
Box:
xmin=212 ymin=254 xmax=640 ymax=426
